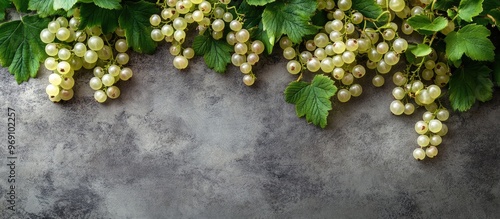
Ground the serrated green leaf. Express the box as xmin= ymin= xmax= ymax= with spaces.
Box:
xmin=0 ymin=15 xmax=50 ymax=83
xmin=28 ymin=0 xmax=60 ymax=17
xmin=94 ymin=0 xmax=122 ymax=9
xmin=261 ymin=0 xmax=318 ymax=45
xmin=444 ymin=24 xmax=495 ymax=61
xmin=449 ymin=62 xmax=493 ymax=111
xmin=118 ymin=0 xmax=158 ymax=54
xmin=352 ymin=0 xmax=384 ymax=19
xmin=434 ymin=0 xmax=460 ymax=11
xmin=79 ymin=3 xmax=120 ymax=33
xmin=410 ymin=43 xmax=432 ymax=57
xmin=285 ymin=75 xmax=337 ymax=128
xmin=458 ymin=0 xmax=483 ymax=22
xmin=193 ymin=34 xmax=232 ymax=73
xmin=246 ymin=0 xmax=275 ymax=6
xmin=238 ymin=0 xmax=263 ymax=29
xmin=407 ymin=15 xmax=448 ymax=34
xmin=12 ymin=0 xmax=28 ymax=12
xmin=0 ymin=0 xmax=10 ymax=20
xmin=54 ymin=0 xmax=77 ymax=10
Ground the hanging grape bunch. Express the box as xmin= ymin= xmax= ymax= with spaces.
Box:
xmin=40 ymin=10 xmax=134 ymax=103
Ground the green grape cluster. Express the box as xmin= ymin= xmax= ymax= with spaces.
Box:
xmin=40 ymin=11 xmax=133 ymax=103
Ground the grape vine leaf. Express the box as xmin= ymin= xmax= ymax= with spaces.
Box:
xmin=261 ymin=0 xmax=318 ymax=46
xmin=410 ymin=43 xmax=432 ymax=57
xmin=118 ymin=0 xmax=158 ymax=54
xmin=53 ymin=0 xmax=78 ymax=10
xmin=0 ymin=15 xmax=49 ymax=83
xmin=449 ymin=62 xmax=493 ymax=111
xmin=444 ymin=24 xmax=495 ymax=62
xmin=285 ymin=75 xmax=337 ymax=128
xmin=193 ymin=34 xmax=233 ymax=73
xmin=246 ymin=0 xmax=275 ymax=6
xmin=458 ymin=0 xmax=483 ymax=22
xmin=0 ymin=0 xmax=10 ymax=20
xmin=28 ymin=0 xmax=60 ymax=17
xmin=93 ymin=0 xmax=122 ymax=10
xmin=79 ymin=3 xmax=120 ymax=34
xmin=406 ymin=15 xmax=448 ymax=35
xmin=12 ymin=0 xmax=28 ymax=12
xmin=352 ymin=0 xmax=383 ymax=19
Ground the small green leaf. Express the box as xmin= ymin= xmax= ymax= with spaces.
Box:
xmin=407 ymin=15 xmax=448 ymax=34
xmin=352 ymin=0 xmax=384 ymax=19
xmin=193 ymin=34 xmax=233 ymax=73
xmin=94 ymin=0 xmax=122 ymax=10
xmin=444 ymin=24 xmax=495 ymax=61
xmin=410 ymin=43 xmax=432 ymax=57
xmin=458 ymin=0 xmax=484 ymax=22
xmin=261 ymin=0 xmax=318 ymax=45
xmin=79 ymin=3 xmax=121 ymax=34
xmin=449 ymin=62 xmax=493 ymax=111
xmin=246 ymin=0 xmax=275 ymax=6
xmin=0 ymin=15 xmax=50 ymax=83
xmin=285 ymin=75 xmax=337 ymax=128
xmin=238 ymin=0 xmax=263 ymax=29
xmin=12 ymin=0 xmax=28 ymax=12
xmin=53 ymin=0 xmax=77 ymax=10
xmin=118 ymin=0 xmax=158 ymax=54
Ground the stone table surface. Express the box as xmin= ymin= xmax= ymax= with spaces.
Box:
xmin=0 ymin=45 xmax=500 ymax=218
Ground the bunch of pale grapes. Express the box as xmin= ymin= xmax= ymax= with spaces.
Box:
xmin=40 ymin=12 xmax=133 ymax=103
xmin=151 ymin=1 xmax=231 ymax=67
xmin=412 ymin=107 xmax=449 ymax=160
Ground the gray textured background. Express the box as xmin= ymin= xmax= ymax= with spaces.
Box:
xmin=1 ymin=44 xmax=500 ymax=218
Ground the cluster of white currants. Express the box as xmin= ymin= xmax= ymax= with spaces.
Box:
xmin=412 ymin=107 xmax=449 ymax=160
xmin=150 ymin=0 xmax=234 ymax=70
xmin=41 ymin=12 xmax=133 ymax=103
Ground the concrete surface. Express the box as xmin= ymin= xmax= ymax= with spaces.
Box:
xmin=0 ymin=44 xmax=499 ymax=218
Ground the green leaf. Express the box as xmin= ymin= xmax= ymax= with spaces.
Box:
xmin=352 ymin=0 xmax=383 ymax=19
xmin=28 ymin=0 xmax=60 ymax=17
xmin=118 ymin=0 xmax=158 ymax=54
xmin=261 ymin=0 xmax=318 ymax=45
xmin=246 ymin=0 xmax=275 ymax=6
xmin=285 ymin=75 xmax=337 ymax=128
xmin=434 ymin=0 xmax=460 ymax=11
xmin=12 ymin=0 xmax=28 ymax=12
xmin=458 ymin=0 xmax=483 ymax=22
xmin=0 ymin=15 xmax=50 ymax=83
xmin=238 ymin=0 xmax=264 ymax=29
xmin=406 ymin=15 xmax=448 ymax=34
xmin=193 ymin=34 xmax=232 ymax=73
xmin=53 ymin=0 xmax=77 ymax=10
xmin=94 ymin=0 xmax=122 ymax=9
xmin=79 ymin=3 xmax=120 ymax=33
xmin=449 ymin=62 xmax=493 ymax=111
xmin=0 ymin=0 xmax=10 ymax=20
xmin=410 ymin=43 xmax=432 ymax=57
xmin=444 ymin=24 xmax=495 ymax=62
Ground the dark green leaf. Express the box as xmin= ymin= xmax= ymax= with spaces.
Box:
xmin=407 ymin=15 xmax=448 ymax=34
xmin=118 ymin=0 xmax=158 ymax=54
xmin=444 ymin=24 xmax=495 ymax=61
xmin=261 ymin=0 xmax=318 ymax=45
xmin=238 ymin=0 xmax=263 ymax=29
xmin=54 ymin=0 xmax=78 ymax=10
xmin=434 ymin=0 xmax=460 ymax=11
xmin=458 ymin=0 xmax=483 ymax=22
xmin=449 ymin=62 xmax=493 ymax=111
xmin=246 ymin=0 xmax=274 ymax=6
xmin=79 ymin=3 xmax=121 ymax=34
xmin=410 ymin=43 xmax=432 ymax=57
xmin=12 ymin=0 xmax=28 ymax=12
xmin=352 ymin=0 xmax=384 ymax=19
xmin=0 ymin=15 xmax=50 ymax=83
xmin=285 ymin=75 xmax=337 ymax=128
xmin=193 ymin=34 xmax=233 ymax=73
xmin=0 ymin=0 xmax=10 ymax=20
xmin=94 ymin=0 xmax=122 ymax=9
